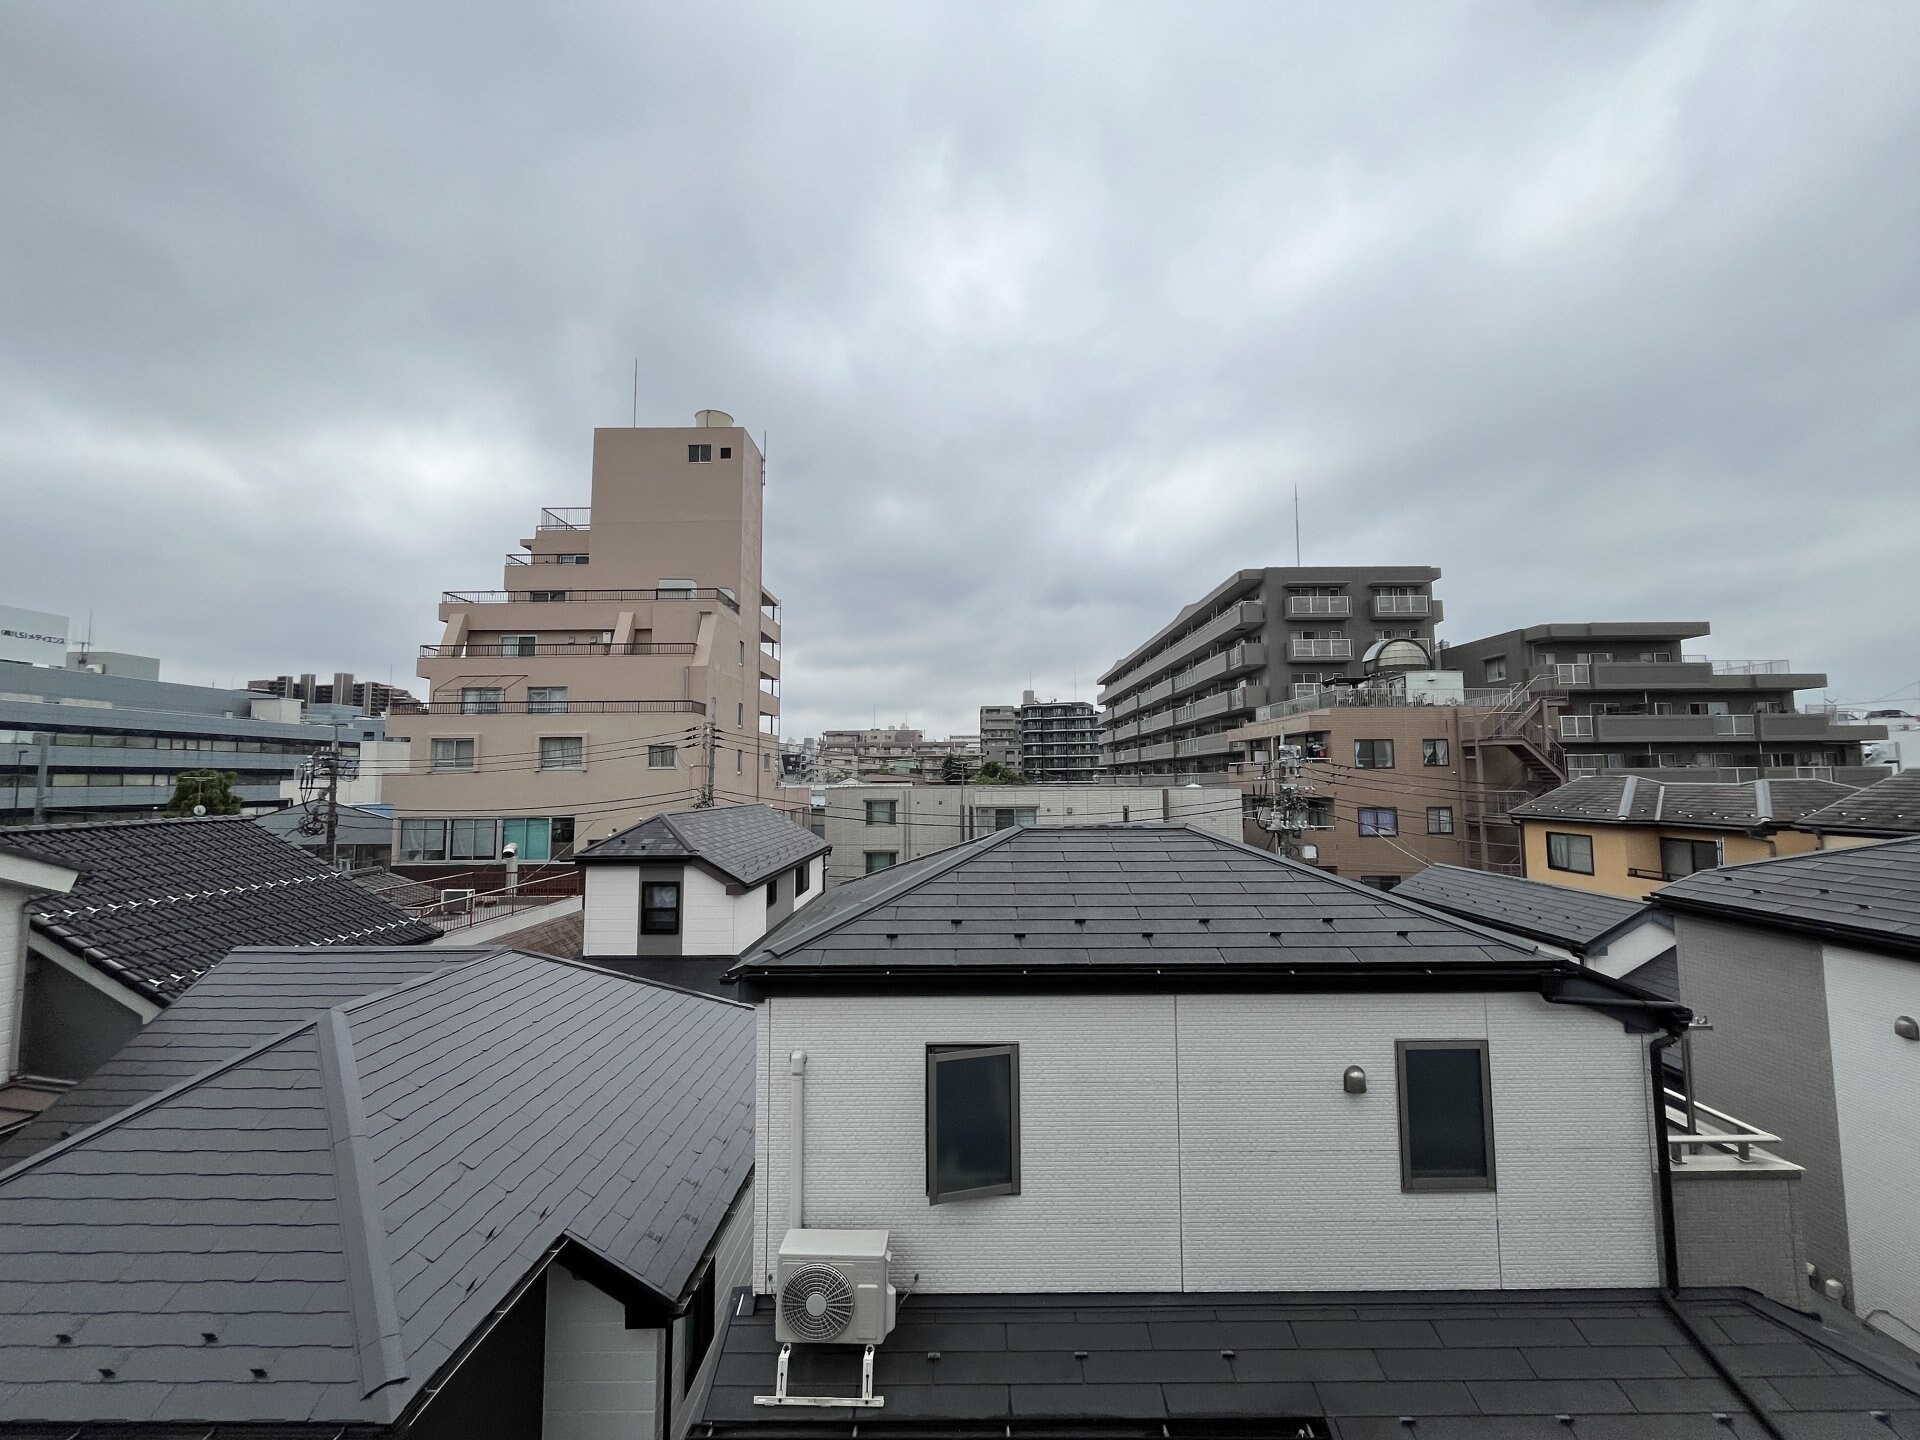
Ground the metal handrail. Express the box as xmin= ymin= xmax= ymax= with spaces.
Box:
xmin=442 ymin=587 xmax=741 ymax=611
xmin=398 ymin=699 xmax=705 ymax=716
xmin=1373 ymin=595 xmax=1431 ymax=615
xmin=419 ymin=642 xmax=698 ymax=659
xmin=1662 ymin=1087 xmax=1781 ymax=1163
xmin=1287 ymin=596 xmax=1351 ymax=616
xmin=1290 ymin=638 xmax=1354 ymax=659
xmin=535 ymin=507 xmax=591 ymax=530
xmin=504 ymin=552 xmax=589 ymax=566
xmin=1714 ymin=659 xmax=1791 ymax=675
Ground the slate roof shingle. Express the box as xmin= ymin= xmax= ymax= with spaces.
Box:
xmin=1654 ymin=833 xmax=1920 ymax=958
xmin=0 ymin=947 xmax=754 ymax=1429
xmin=0 ymin=946 xmax=500 ymax=1166
xmin=739 ymin=825 xmax=1550 ymax=977
xmin=576 ymin=803 xmax=827 ymax=887
xmin=0 ymin=816 xmax=441 ymax=1003
xmin=1793 ymin=768 xmax=1920 ymax=837
xmin=1391 ymin=865 xmax=1650 ymax=954
xmin=698 ymin=1288 xmax=1920 ymax=1436
xmin=1511 ymin=775 xmax=1860 ymax=831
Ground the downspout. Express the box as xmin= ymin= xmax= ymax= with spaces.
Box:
xmin=788 ymin=1051 xmax=807 ymax=1232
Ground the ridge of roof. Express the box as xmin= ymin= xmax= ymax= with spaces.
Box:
xmin=317 ymin=1006 xmax=409 ymax=1409
xmin=0 ymin=813 xmax=256 ymax=838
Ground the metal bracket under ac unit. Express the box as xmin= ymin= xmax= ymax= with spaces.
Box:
xmin=753 ymin=1342 xmax=885 ymax=1408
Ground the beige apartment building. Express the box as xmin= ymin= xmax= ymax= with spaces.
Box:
xmin=385 ymin=412 xmax=783 ymax=872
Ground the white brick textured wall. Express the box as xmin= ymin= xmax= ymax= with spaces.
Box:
xmin=755 ymin=990 xmax=1660 ymax=1294
xmin=582 ymin=867 xmax=639 ymax=956
xmin=1823 ymin=944 xmax=1920 ymax=1349
xmin=543 ymin=1265 xmax=662 ymax=1440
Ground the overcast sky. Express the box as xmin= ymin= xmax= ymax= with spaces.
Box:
xmin=3 ymin=2 xmax=1918 ymax=737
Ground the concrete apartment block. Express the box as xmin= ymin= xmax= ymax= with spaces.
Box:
xmin=1100 ymin=566 xmax=1444 ymax=780
xmin=978 ymin=705 xmax=1020 ymax=767
xmin=821 ymin=782 xmax=1244 ymax=885
xmin=384 ymin=413 xmax=784 ymax=873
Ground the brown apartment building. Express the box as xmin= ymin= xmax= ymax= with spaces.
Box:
xmin=384 ymin=412 xmax=782 ymax=874
xmin=1227 ymin=678 xmax=1542 ymax=886
xmin=1100 ymin=566 xmax=1443 ymax=779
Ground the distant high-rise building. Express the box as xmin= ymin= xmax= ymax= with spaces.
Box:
xmin=248 ymin=672 xmax=419 ymax=716
xmin=1016 ymin=690 xmax=1101 ymax=782
xmin=978 ymin=705 xmax=1019 ymax=767
xmin=1101 ymin=566 xmax=1444 ymax=778
xmin=382 ymin=412 xmax=783 ymax=869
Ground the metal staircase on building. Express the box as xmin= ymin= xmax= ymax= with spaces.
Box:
xmin=1461 ymin=678 xmax=1571 ymax=874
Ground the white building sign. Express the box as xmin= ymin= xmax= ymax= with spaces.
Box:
xmin=0 ymin=605 xmax=70 ymax=667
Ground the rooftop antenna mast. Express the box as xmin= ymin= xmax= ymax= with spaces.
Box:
xmin=1294 ymin=486 xmax=1302 ymax=566
xmin=631 ymin=359 xmax=638 ymax=427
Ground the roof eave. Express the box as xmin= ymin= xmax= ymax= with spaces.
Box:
xmin=1654 ymin=892 xmax=1920 ymax=960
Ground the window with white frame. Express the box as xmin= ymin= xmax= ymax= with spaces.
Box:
xmin=498 ymin=635 xmax=537 ymax=657
xmin=538 ymin=736 xmax=584 ymax=770
xmin=399 ymin=818 xmax=448 ymax=862
xmin=528 ymin=686 xmax=569 ymax=714
xmin=431 ymin=738 xmax=475 ymax=772
xmin=688 ymin=444 xmax=712 ymax=462
xmin=460 ymin=688 xmax=503 ymax=715
xmin=1485 ymin=659 xmax=1507 ymax=684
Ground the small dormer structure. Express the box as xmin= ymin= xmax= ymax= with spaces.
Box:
xmin=576 ymin=804 xmax=829 ymax=966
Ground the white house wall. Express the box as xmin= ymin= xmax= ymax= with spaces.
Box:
xmin=1587 ymin=916 xmax=1676 ymax=980
xmin=1822 ymin=943 xmax=1920 ymax=1350
xmin=582 ymin=867 xmax=641 ymax=956
xmin=542 ymin=1264 xmax=663 ymax=1440
xmin=0 ymin=883 xmax=28 ymax=1079
xmin=754 ymin=991 xmax=1659 ymax=1295
xmin=671 ymin=1184 xmax=755 ymax=1437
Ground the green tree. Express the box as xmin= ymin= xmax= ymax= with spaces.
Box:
xmin=972 ymin=761 xmax=1028 ymax=785
xmin=940 ymin=753 xmax=976 ymax=785
xmin=165 ymin=769 xmax=243 ymax=816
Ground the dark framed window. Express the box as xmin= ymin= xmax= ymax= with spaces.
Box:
xmin=767 ymin=877 xmax=779 ymax=908
xmin=1358 ymin=806 xmax=1398 ymax=837
xmin=688 ymin=443 xmax=712 ymax=462
xmin=1355 ymin=739 xmax=1394 ymax=769
xmin=1422 ymin=738 xmax=1450 ymax=767
xmin=682 ymin=1263 xmax=717 ymax=1390
xmin=648 ymin=744 xmax=677 ymax=768
xmin=1360 ymin=875 xmax=1402 ymax=891
xmin=794 ymin=860 xmax=812 ymax=895
xmin=1427 ymin=806 xmax=1454 ymax=835
xmin=642 ymin=881 xmax=682 ymax=934
xmin=866 ymin=799 xmax=897 ymax=826
xmin=1546 ymin=832 xmax=1595 ymax=874
xmin=864 ymin=850 xmax=896 ymax=874
xmin=1660 ymin=837 xmax=1720 ymax=879
xmin=926 ymin=1044 xmax=1020 ymax=1204
xmin=1397 ymin=1040 xmax=1495 ymax=1191
xmin=719 ymin=446 xmax=732 ymax=459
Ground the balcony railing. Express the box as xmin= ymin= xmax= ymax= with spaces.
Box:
xmin=535 ymin=507 xmax=591 ymax=530
xmin=442 ymin=587 xmax=740 ymax=611
xmin=1663 ymin=1085 xmax=1783 ymax=1165
xmin=1713 ymin=715 xmax=1756 ymax=735
xmin=400 ymin=699 xmax=705 ymax=716
xmin=419 ymin=642 xmax=698 ymax=659
xmin=1372 ymin=594 xmax=1430 ymax=616
xmin=1287 ymin=595 xmax=1351 ymax=617
xmin=1715 ymin=659 xmax=1791 ymax=675
xmin=504 ymin=552 xmax=590 ymax=566
xmin=1558 ymin=716 xmax=1594 ymax=738
xmin=1291 ymin=637 xmax=1353 ymax=660
xmin=1554 ymin=664 xmax=1591 ymax=685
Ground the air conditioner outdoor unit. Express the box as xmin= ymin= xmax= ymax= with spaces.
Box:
xmin=439 ymin=888 xmax=476 ymax=915
xmin=774 ymin=1229 xmax=895 ymax=1347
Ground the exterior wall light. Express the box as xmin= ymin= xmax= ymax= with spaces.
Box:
xmin=1343 ymin=1065 xmax=1367 ymax=1095
xmin=1895 ymin=1016 xmax=1919 ymax=1042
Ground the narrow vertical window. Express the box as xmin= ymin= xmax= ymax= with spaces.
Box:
xmin=1397 ymin=1040 xmax=1495 ymax=1191
xmin=926 ymin=1044 xmax=1020 ymax=1203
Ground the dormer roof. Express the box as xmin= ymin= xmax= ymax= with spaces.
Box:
xmin=575 ymin=803 xmax=827 ymax=887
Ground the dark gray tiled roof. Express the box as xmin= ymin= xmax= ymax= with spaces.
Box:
xmin=1795 ymin=769 xmax=1920 ymax=836
xmin=1392 ymin=865 xmax=1646 ymax=953
xmin=0 ymin=816 xmax=440 ymax=1003
xmin=0 ymin=946 xmax=499 ymax=1166
xmin=1621 ymin=947 xmax=1680 ymax=1001
xmin=699 ymin=1289 xmax=1920 ymax=1437
xmin=0 ymin=948 xmax=754 ymax=1428
xmin=1512 ymin=775 xmax=1859 ymax=831
xmin=739 ymin=825 xmax=1537 ymax=977
xmin=576 ymin=803 xmax=827 ymax=886
xmin=1655 ymin=835 xmax=1920 ymax=958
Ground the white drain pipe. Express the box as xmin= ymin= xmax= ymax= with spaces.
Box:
xmin=788 ymin=1051 xmax=808 ymax=1231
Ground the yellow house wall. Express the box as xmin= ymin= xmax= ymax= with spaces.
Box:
xmin=1522 ymin=821 xmax=1822 ymax=899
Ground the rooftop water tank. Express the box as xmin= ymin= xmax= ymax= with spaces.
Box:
xmin=695 ymin=409 xmax=734 ymax=427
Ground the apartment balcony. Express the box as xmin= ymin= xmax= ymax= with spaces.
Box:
xmin=535 ymin=507 xmax=590 ymax=531
xmin=1371 ymin=594 xmax=1430 ymax=617
xmin=1139 ymin=740 xmax=1178 ymax=763
xmin=419 ymin=642 xmax=699 ymax=660
xmin=407 ymin=699 xmax=705 ymax=716
xmin=759 ymin=654 xmax=781 ymax=681
xmin=439 ymin=586 xmax=742 ymax=619
xmin=1761 ymin=715 xmax=1886 ymax=743
xmin=1107 ymin=719 xmax=1142 ymax=744
xmin=1137 ymin=708 xmax=1178 ymax=737
xmin=1107 ymin=692 xmax=1141 ymax=723
xmin=1100 ymin=601 xmax=1264 ymax=702
xmin=1290 ymin=636 xmax=1354 ymax=661
xmin=1287 ymin=595 xmax=1351 ymax=618
xmin=1175 ymin=684 xmax=1267 ymax=727
xmin=1173 ymin=732 xmax=1235 ymax=758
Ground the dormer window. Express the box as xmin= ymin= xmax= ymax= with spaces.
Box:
xmin=642 ymin=882 xmax=682 ymax=935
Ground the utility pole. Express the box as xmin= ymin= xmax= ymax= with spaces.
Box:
xmin=324 ymin=721 xmax=342 ymax=868
xmin=1255 ymin=743 xmax=1315 ymax=861
xmin=696 ymin=718 xmax=718 ymax=808
xmin=32 ymin=734 xmax=49 ymax=825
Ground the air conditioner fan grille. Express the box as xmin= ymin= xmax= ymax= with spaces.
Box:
xmin=779 ymin=1262 xmax=855 ymax=1342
